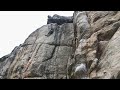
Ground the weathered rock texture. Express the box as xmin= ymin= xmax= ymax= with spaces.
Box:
xmin=1 ymin=11 xmax=120 ymax=79
xmin=2 ymin=23 xmax=74 ymax=79
xmin=72 ymin=11 xmax=120 ymax=79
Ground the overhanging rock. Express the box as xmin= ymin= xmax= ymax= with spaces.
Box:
xmin=47 ymin=14 xmax=73 ymax=25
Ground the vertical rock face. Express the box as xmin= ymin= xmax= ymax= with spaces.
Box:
xmin=72 ymin=11 xmax=120 ymax=79
xmin=1 ymin=12 xmax=120 ymax=79
xmin=3 ymin=22 xmax=74 ymax=79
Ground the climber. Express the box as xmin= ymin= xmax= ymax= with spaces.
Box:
xmin=45 ymin=23 xmax=55 ymax=37
xmin=47 ymin=15 xmax=52 ymax=24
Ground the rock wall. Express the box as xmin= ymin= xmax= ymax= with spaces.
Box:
xmin=72 ymin=11 xmax=120 ymax=79
xmin=3 ymin=23 xmax=74 ymax=79
xmin=1 ymin=11 xmax=120 ymax=79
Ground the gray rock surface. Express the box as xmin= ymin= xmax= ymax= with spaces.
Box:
xmin=5 ymin=22 xmax=74 ymax=79
xmin=1 ymin=12 xmax=120 ymax=79
xmin=0 ymin=46 xmax=21 ymax=78
xmin=73 ymin=11 xmax=120 ymax=79
xmin=97 ymin=27 xmax=120 ymax=79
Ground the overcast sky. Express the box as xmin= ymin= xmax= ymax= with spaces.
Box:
xmin=0 ymin=11 xmax=74 ymax=57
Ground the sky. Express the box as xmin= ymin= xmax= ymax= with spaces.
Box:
xmin=0 ymin=11 xmax=74 ymax=57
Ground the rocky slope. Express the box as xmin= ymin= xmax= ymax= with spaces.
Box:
xmin=0 ymin=11 xmax=120 ymax=79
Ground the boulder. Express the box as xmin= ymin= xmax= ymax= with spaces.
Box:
xmin=47 ymin=14 xmax=73 ymax=25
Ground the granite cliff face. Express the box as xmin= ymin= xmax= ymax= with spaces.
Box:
xmin=0 ymin=11 xmax=120 ymax=79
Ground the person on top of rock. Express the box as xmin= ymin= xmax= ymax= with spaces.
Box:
xmin=45 ymin=23 xmax=57 ymax=37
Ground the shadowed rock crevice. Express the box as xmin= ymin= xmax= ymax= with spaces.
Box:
xmin=42 ymin=46 xmax=56 ymax=62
